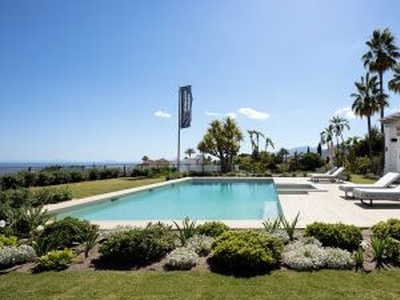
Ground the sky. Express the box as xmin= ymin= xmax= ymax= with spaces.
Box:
xmin=1 ymin=0 xmax=400 ymax=162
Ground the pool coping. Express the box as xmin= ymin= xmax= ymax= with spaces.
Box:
xmin=45 ymin=177 xmax=325 ymax=230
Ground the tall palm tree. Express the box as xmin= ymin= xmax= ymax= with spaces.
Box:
xmin=351 ymin=73 xmax=381 ymax=159
xmin=329 ymin=116 xmax=350 ymax=148
xmin=184 ymin=148 xmax=196 ymax=158
xmin=320 ymin=125 xmax=334 ymax=163
xmin=362 ymin=28 xmax=400 ymax=133
xmin=277 ymin=148 xmax=289 ymax=163
xmin=264 ymin=136 xmax=275 ymax=152
xmin=389 ymin=63 xmax=400 ymax=96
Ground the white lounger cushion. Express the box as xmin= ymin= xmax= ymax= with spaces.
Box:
xmin=353 ymin=185 xmax=400 ymax=200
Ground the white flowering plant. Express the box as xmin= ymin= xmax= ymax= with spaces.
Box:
xmin=0 ymin=245 xmax=36 ymax=269
xmin=165 ymin=247 xmax=198 ymax=270
xmin=186 ymin=235 xmax=214 ymax=256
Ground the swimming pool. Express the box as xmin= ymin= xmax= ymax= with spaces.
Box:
xmin=57 ymin=179 xmax=281 ymax=221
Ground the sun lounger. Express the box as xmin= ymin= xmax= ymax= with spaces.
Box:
xmin=339 ymin=172 xmax=400 ymax=198
xmin=308 ymin=166 xmax=338 ymax=177
xmin=310 ymin=167 xmax=345 ymax=183
xmin=353 ymin=185 xmax=400 ymax=206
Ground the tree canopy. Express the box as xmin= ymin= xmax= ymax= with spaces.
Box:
xmin=197 ymin=118 xmax=243 ymax=173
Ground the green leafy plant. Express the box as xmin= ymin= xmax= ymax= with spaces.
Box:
xmin=304 ymin=222 xmax=362 ymax=252
xmin=0 ymin=234 xmax=18 ymax=248
xmin=209 ymin=230 xmax=283 ymax=276
xmin=353 ymin=248 xmax=364 ymax=272
xmin=35 ymin=248 xmax=74 ymax=272
xmin=262 ymin=216 xmax=282 ymax=233
xmin=281 ymin=213 xmax=300 ymax=241
xmin=80 ymin=224 xmax=100 ymax=258
xmin=196 ymin=221 xmax=229 ymax=238
xmin=173 ymin=217 xmax=197 ymax=246
xmin=99 ymin=223 xmax=175 ymax=268
xmin=371 ymin=237 xmax=387 ymax=269
xmin=5 ymin=204 xmax=51 ymax=239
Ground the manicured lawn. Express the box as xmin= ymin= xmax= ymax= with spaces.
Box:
xmin=349 ymin=174 xmax=376 ymax=184
xmin=32 ymin=177 xmax=166 ymax=199
xmin=1 ymin=270 xmax=400 ymax=300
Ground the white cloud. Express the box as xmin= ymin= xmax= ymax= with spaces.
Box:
xmin=154 ymin=110 xmax=171 ymax=118
xmin=334 ymin=107 xmax=355 ymax=120
xmin=225 ymin=112 xmax=237 ymax=119
xmin=205 ymin=111 xmax=221 ymax=117
xmin=238 ymin=107 xmax=269 ymax=120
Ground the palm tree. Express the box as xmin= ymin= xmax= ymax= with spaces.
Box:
xmin=277 ymin=148 xmax=289 ymax=163
xmin=264 ymin=136 xmax=275 ymax=152
xmin=389 ymin=63 xmax=400 ymax=96
xmin=184 ymin=148 xmax=196 ymax=158
xmin=362 ymin=28 xmax=400 ymax=133
xmin=330 ymin=116 xmax=350 ymax=148
xmin=320 ymin=125 xmax=334 ymax=163
xmin=351 ymin=73 xmax=381 ymax=159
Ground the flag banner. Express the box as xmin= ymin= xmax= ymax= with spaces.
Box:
xmin=179 ymin=85 xmax=193 ymax=129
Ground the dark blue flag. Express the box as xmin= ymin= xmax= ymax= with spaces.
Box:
xmin=179 ymin=86 xmax=193 ymax=129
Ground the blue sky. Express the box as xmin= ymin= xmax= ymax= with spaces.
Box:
xmin=1 ymin=0 xmax=400 ymax=162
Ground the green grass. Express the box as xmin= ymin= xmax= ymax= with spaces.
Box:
xmin=349 ymin=174 xmax=376 ymax=184
xmin=32 ymin=177 xmax=165 ymax=199
xmin=1 ymin=270 xmax=400 ymax=300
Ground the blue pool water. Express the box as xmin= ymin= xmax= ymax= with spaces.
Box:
xmin=58 ymin=180 xmax=281 ymax=220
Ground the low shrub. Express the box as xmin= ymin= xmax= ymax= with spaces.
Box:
xmin=0 ymin=245 xmax=36 ymax=269
xmin=304 ymin=222 xmax=362 ymax=251
xmin=36 ymin=217 xmax=93 ymax=251
xmin=209 ymin=230 xmax=283 ymax=275
xmin=186 ymin=234 xmax=213 ymax=256
xmin=164 ymin=247 xmax=198 ymax=270
xmin=35 ymin=248 xmax=74 ymax=272
xmin=99 ymin=223 xmax=175 ymax=268
xmin=0 ymin=234 xmax=18 ymax=248
xmin=196 ymin=221 xmax=229 ymax=238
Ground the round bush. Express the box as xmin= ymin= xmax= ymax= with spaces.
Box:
xmin=99 ymin=223 xmax=175 ymax=268
xmin=209 ymin=230 xmax=283 ymax=275
xmin=304 ymin=222 xmax=362 ymax=252
xmin=196 ymin=221 xmax=229 ymax=238
xmin=37 ymin=217 xmax=93 ymax=251
xmin=186 ymin=235 xmax=213 ymax=256
xmin=165 ymin=247 xmax=198 ymax=270
xmin=372 ymin=219 xmax=400 ymax=240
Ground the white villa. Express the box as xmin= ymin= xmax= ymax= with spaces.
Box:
xmin=382 ymin=112 xmax=400 ymax=173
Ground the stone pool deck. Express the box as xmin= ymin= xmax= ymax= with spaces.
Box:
xmin=277 ymin=177 xmax=400 ymax=228
xmin=46 ymin=177 xmax=400 ymax=229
